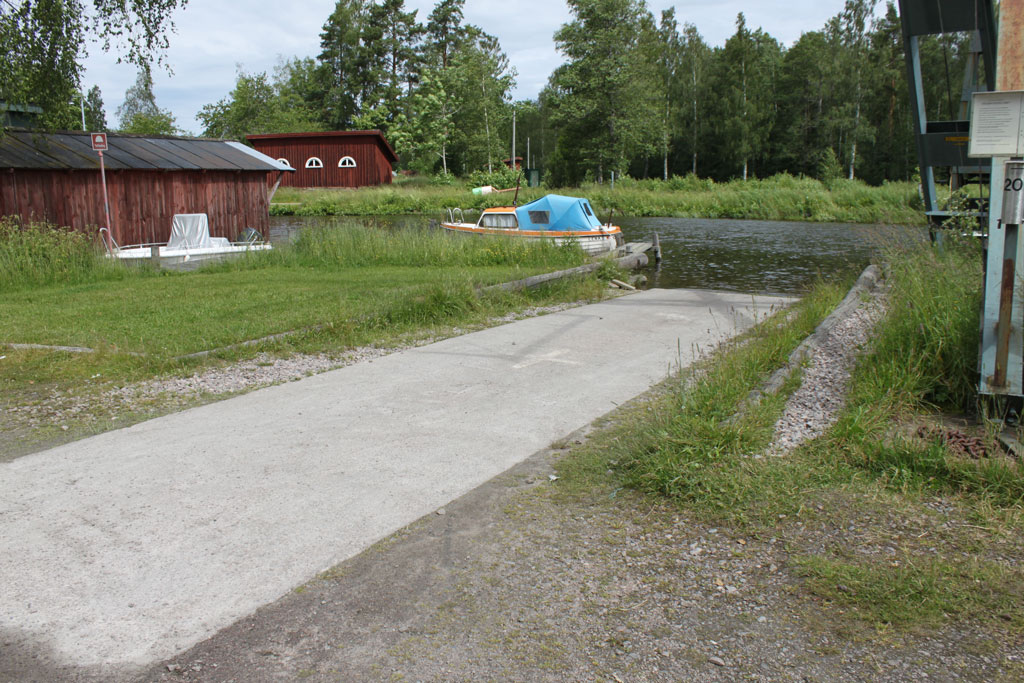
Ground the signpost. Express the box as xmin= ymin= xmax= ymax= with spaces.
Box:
xmin=91 ymin=133 xmax=113 ymax=251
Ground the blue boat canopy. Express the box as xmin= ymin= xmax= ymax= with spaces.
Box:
xmin=514 ymin=194 xmax=605 ymax=232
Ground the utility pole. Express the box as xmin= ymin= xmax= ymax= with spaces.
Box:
xmin=511 ymin=106 xmax=516 ymax=169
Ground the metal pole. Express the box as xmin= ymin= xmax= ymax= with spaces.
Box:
xmin=994 ymin=160 xmax=1024 ymax=387
xmin=990 ymin=0 xmax=1024 ymax=390
xmin=80 ymin=92 xmax=86 ymax=130
xmin=99 ymin=150 xmax=113 ymax=251
xmin=511 ymin=107 xmax=516 ymax=169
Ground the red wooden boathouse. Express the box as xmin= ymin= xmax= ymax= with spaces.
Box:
xmin=246 ymin=130 xmax=397 ymax=188
xmin=0 ymin=130 xmax=291 ymax=246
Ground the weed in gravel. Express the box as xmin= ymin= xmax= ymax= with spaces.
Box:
xmin=792 ymin=552 xmax=1024 ymax=629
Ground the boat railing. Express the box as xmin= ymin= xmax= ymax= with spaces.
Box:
xmin=98 ymin=227 xmax=120 ymax=254
xmin=447 ymin=208 xmax=465 ymax=224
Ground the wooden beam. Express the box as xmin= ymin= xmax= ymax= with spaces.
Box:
xmin=267 ymin=171 xmax=284 ymax=204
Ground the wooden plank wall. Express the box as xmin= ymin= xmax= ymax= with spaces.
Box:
xmin=0 ymin=169 xmax=270 ymax=246
xmin=250 ymin=136 xmax=393 ymax=188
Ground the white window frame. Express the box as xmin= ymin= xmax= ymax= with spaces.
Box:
xmin=276 ymin=158 xmax=289 ymax=167
xmin=338 ymin=156 xmax=357 ymax=168
xmin=305 ymin=156 xmax=323 ymax=169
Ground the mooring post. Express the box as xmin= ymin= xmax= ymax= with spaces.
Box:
xmin=150 ymin=245 xmax=160 ymax=267
xmin=652 ymin=232 xmax=662 ymax=266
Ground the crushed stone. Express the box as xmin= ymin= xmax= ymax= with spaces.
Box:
xmin=766 ymin=286 xmax=886 ymax=456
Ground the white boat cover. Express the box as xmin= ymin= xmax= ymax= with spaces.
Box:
xmin=167 ymin=214 xmax=229 ymax=249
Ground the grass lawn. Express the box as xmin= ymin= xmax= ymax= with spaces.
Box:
xmin=0 ymin=221 xmax=613 ymax=458
xmin=1 ymin=265 xmax=553 ymax=357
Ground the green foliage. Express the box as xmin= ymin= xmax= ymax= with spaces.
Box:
xmin=83 ymin=85 xmax=107 ymax=131
xmin=816 ymin=147 xmax=844 ymax=184
xmin=198 ymin=69 xmax=322 ymax=141
xmin=548 ymin=0 xmax=660 ymax=182
xmin=854 ymin=243 xmax=980 ymax=410
xmin=0 ymin=217 xmax=128 ymax=291
xmin=119 ymin=111 xmax=179 ymax=136
xmin=466 ymin=166 xmax=521 ymax=191
xmin=0 ymin=0 xmax=183 ymax=130
xmin=117 ymin=68 xmax=179 ymax=134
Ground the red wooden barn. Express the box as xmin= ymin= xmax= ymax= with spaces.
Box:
xmin=0 ymin=130 xmax=291 ymax=247
xmin=246 ymin=131 xmax=398 ymax=188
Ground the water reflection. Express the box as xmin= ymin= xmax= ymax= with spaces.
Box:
xmin=269 ymin=214 xmax=925 ymax=295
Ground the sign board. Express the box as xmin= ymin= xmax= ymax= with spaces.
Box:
xmin=90 ymin=132 xmax=108 ymax=152
xmin=969 ymin=91 xmax=1024 ymax=157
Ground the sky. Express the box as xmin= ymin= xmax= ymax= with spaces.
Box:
xmin=81 ymin=0 xmax=869 ymax=135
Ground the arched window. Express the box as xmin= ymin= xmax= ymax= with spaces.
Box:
xmin=338 ymin=156 xmax=357 ymax=168
xmin=305 ymin=157 xmax=323 ymax=169
xmin=276 ymin=158 xmax=290 ymax=167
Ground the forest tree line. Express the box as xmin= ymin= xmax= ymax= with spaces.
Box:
xmin=2 ymin=0 xmax=978 ymax=186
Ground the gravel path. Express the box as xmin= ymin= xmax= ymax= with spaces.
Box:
xmin=767 ymin=284 xmax=886 ymax=456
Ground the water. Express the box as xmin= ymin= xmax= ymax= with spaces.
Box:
xmin=270 ymin=215 xmax=924 ymax=295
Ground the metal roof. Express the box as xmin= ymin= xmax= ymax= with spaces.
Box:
xmin=0 ymin=130 xmax=294 ymax=172
xmin=246 ymin=130 xmax=399 ymax=163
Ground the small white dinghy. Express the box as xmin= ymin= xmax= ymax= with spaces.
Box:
xmin=104 ymin=213 xmax=272 ymax=264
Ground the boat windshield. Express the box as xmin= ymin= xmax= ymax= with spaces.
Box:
xmin=479 ymin=213 xmax=518 ymax=229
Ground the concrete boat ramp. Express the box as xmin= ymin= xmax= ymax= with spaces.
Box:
xmin=0 ymin=288 xmax=791 ymax=679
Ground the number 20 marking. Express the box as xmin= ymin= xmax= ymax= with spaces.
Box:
xmin=1005 ymin=177 xmax=1024 ymax=192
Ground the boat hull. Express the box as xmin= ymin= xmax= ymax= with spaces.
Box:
xmin=108 ymin=243 xmax=272 ymax=265
xmin=440 ymin=222 xmax=622 ymax=256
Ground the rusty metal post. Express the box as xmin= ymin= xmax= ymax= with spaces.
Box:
xmin=988 ymin=1 xmax=1024 ymax=391
xmin=994 ymin=162 xmax=1024 ymax=387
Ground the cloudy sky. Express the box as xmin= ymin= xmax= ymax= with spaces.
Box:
xmin=81 ymin=0 xmax=870 ymax=134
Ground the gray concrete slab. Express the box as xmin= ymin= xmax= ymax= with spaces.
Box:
xmin=0 ymin=288 xmax=792 ymax=672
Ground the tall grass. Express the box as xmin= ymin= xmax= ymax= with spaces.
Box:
xmin=0 ymin=217 xmax=129 ymax=291
xmin=827 ymin=240 xmax=1024 ymax=505
xmin=204 ymin=222 xmax=589 ymax=272
xmin=270 ymin=174 xmax=925 ymax=225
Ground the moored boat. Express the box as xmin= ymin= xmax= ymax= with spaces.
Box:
xmin=441 ymin=194 xmax=624 ymax=255
xmin=103 ymin=213 xmax=271 ymax=265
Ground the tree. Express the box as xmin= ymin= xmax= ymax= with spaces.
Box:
xmin=1 ymin=0 xmax=185 ymax=129
xmin=832 ymin=0 xmax=879 ymax=179
xmin=710 ymin=13 xmax=781 ymax=180
xmin=654 ymin=9 xmax=681 ymax=179
xmin=676 ymin=24 xmax=711 ymax=176
xmin=774 ymin=31 xmax=835 ymax=177
xmin=84 ymin=85 xmax=107 ymax=131
xmin=355 ymin=0 xmax=424 ymax=132
xmin=318 ymin=0 xmax=366 ymax=129
xmin=198 ymin=68 xmax=322 ymax=140
xmin=117 ymin=67 xmax=179 ymax=135
xmin=549 ymin=0 xmax=661 ymax=183
xmin=425 ymin=0 xmax=465 ymax=69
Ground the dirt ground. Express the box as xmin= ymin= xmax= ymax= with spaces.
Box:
xmin=107 ymin=433 xmax=1018 ymax=683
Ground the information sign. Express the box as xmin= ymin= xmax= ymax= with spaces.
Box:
xmin=969 ymin=91 xmax=1024 ymax=157
xmin=90 ymin=132 xmax=108 ymax=152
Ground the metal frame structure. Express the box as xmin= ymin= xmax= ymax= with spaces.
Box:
xmin=898 ymin=0 xmax=997 ymax=226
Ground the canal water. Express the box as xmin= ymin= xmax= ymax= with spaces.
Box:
xmin=269 ymin=215 xmax=924 ymax=296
